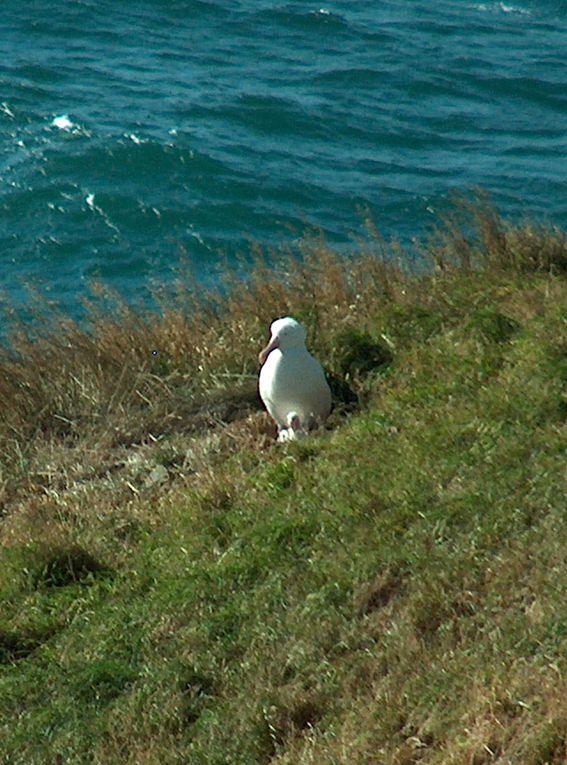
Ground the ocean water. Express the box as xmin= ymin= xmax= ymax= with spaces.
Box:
xmin=1 ymin=1 xmax=566 ymax=326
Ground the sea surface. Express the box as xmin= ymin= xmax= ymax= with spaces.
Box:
xmin=1 ymin=1 xmax=567 ymax=328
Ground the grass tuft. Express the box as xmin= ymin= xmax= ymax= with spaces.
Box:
xmin=26 ymin=544 xmax=110 ymax=589
xmin=464 ymin=308 xmax=520 ymax=344
xmin=0 ymin=626 xmax=56 ymax=664
xmin=332 ymin=327 xmax=394 ymax=379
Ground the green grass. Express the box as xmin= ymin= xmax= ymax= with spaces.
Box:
xmin=1 ymin=199 xmax=567 ymax=763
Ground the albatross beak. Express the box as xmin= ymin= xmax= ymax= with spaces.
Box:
xmin=258 ymin=336 xmax=280 ymax=365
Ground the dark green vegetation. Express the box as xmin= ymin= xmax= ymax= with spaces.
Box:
xmin=1 ymin=200 xmax=567 ymax=764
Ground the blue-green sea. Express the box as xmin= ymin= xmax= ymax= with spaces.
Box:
xmin=1 ymin=1 xmax=566 ymax=326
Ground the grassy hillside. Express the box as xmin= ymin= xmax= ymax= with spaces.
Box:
xmin=1 ymin=200 xmax=567 ymax=764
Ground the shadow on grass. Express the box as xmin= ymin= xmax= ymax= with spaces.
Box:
xmin=0 ymin=625 xmax=58 ymax=664
xmin=25 ymin=544 xmax=112 ymax=590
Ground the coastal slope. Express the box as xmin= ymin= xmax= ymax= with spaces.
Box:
xmin=1 ymin=203 xmax=567 ymax=763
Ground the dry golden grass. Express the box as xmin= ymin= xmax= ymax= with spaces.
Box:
xmin=0 ymin=214 xmax=414 ymax=525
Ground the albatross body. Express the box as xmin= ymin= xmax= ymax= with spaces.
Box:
xmin=258 ymin=317 xmax=331 ymax=438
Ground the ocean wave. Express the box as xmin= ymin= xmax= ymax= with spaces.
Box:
xmin=1 ymin=0 xmax=567 ymax=326
xmin=252 ymin=5 xmax=350 ymax=29
xmin=472 ymin=2 xmax=531 ymax=16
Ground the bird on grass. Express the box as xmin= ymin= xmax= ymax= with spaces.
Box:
xmin=258 ymin=317 xmax=331 ymax=441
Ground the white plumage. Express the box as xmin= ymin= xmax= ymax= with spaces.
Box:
xmin=258 ymin=317 xmax=331 ymax=438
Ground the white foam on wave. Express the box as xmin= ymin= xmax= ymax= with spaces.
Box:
xmin=126 ymin=132 xmax=146 ymax=145
xmin=1 ymin=103 xmax=15 ymax=119
xmin=50 ymin=114 xmax=91 ymax=136
xmin=187 ymin=224 xmax=206 ymax=247
xmin=51 ymin=114 xmax=75 ymax=130
xmin=85 ymin=191 xmax=121 ymax=234
xmin=472 ymin=2 xmax=531 ymax=15
xmin=309 ymin=8 xmax=341 ymax=20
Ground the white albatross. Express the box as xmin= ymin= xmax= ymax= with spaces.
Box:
xmin=258 ymin=317 xmax=331 ymax=440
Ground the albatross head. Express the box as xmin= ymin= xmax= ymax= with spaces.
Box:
xmin=258 ymin=316 xmax=307 ymax=365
